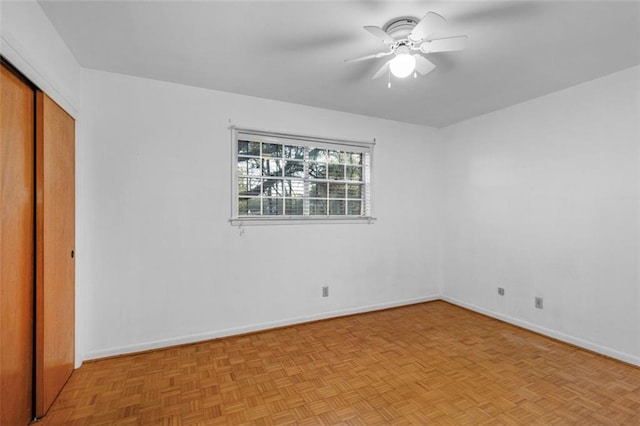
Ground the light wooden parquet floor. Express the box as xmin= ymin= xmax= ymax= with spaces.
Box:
xmin=41 ymin=301 xmax=640 ymax=425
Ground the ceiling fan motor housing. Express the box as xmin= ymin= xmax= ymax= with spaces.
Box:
xmin=384 ymin=17 xmax=419 ymax=40
xmin=393 ymin=43 xmax=412 ymax=55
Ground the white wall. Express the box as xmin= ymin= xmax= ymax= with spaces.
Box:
xmin=441 ymin=66 xmax=640 ymax=365
xmin=0 ymin=0 xmax=80 ymax=116
xmin=78 ymin=68 xmax=443 ymax=360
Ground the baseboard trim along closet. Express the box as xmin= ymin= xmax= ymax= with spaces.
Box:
xmin=82 ymin=295 xmax=440 ymax=361
xmin=442 ymin=296 xmax=640 ymax=368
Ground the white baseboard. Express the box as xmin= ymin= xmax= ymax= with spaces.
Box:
xmin=441 ymin=296 xmax=640 ymax=368
xmin=82 ymin=294 xmax=640 ymax=368
xmin=82 ymin=294 xmax=440 ymax=361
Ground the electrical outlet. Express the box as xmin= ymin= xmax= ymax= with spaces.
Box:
xmin=535 ymin=297 xmax=543 ymax=309
xmin=322 ymin=286 xmax=329 ymax=297
xmin=498 ymin=287 xmax=505 ymax=296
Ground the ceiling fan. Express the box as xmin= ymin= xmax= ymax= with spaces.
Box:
xmin=346 ymin=11 xmax=468 ymax=86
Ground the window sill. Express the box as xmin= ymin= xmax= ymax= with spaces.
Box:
xmin=229 ymin=216 xmax=377 ymax=226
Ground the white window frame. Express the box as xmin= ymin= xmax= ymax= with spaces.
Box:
xmin=230 ymin=126 xmax=376 ymax=226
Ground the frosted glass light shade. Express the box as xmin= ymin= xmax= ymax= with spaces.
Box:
xmin=390 ymin=54 xmax=416 ymax=78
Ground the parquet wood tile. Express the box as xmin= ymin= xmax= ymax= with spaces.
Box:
xmin=40 ymin=301 xmax=640 ymax=425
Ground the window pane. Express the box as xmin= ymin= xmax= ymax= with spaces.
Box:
xmin=346 ymin=166 xmax=362 ymax=181
xmin=262 ymin=159 xmax=283 ymax=177
xmin=309 ymin=148 xmax=327 ymax=162
xmin=285 ymin=198 xmax=303 ymax=215
xmin=309 ymin=182 xmax=327 ymax=197
xmin=347 ymin=200 xmax=362 ymax=216
xmin=263 ymin=179 xmax=284 ymax=197
xmin=349 ymin=153 xmax=362 ymax=165
xmin=284 ymin=161 xmax=304 ymax=178
xmin=309 ymin=163 xmax=326 ymax=179
xmin=347 ymin=184 xmax=362 ymax=199
xmin=237 ymin=158 xmax=247 ymax=175
xmin=309 ymin=199 xmax=327 ymax=215
xmin=328 ymin=183 xmax=345 ymax=198
xmin=238 ymin=178 xmax=261 ymax=196
xmin=284 ymin=179 xmax=304 ymax=197
xmin=238 ymin=198 xmax=248 ymax=215
xmin=238 ymin=140 xmax=260 ymax=156
xmin=284 ymin=145 xmax=304 ymax=160
xmin=328 ymin=164 xmax=344 ymax=180
xmin=239 ymin=197 xmax=261 ymax=216
xmin=329 ymin=200 xmax=346 ymax=215
xmin=328 ymin=150 xmax=341 ymax=164
xmin=262 ymin=198 xmax=283 ymax=215
xmin=238 ymin=157 xmax=261 ymax=176
xmin=262 ymin=143 xmax=282 ymax=158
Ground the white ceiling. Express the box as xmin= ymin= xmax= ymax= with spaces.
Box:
xmin=39 ymin=0 xmax=640 ymax=128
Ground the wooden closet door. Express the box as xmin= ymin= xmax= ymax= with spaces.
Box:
xmin=35 ymin=92 xmax=75 ymax=417
xmin=0 ymin=64 xmax=35 ymax=425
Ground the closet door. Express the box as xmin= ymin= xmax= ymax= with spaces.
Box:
xmin=0 ymin=64 xmax=35 ymax=424
xmin=35 ymin=92 xmax=75 ymax=417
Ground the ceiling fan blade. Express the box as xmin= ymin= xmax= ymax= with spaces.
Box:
xmin=372 ymin=59 xmax=391 ymax=79
xmin=344 ymin=51 xmax=392 ymax=63
xmin=409 ymin=11 xmax=446 ymax=42
xmin=413 ymin=54 xmax=436 ymax=76
xmin=421 ymin=35 xmax=468 ymax=54
xmin=363 ymin=26 xmax=396 ymax=44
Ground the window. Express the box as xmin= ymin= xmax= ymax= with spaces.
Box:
xmin=231 ymin=127 xmax=375 ymax=224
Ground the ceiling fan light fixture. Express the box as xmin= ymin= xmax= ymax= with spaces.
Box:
xmin=389 ymin=53 xmax=416 ymax=78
